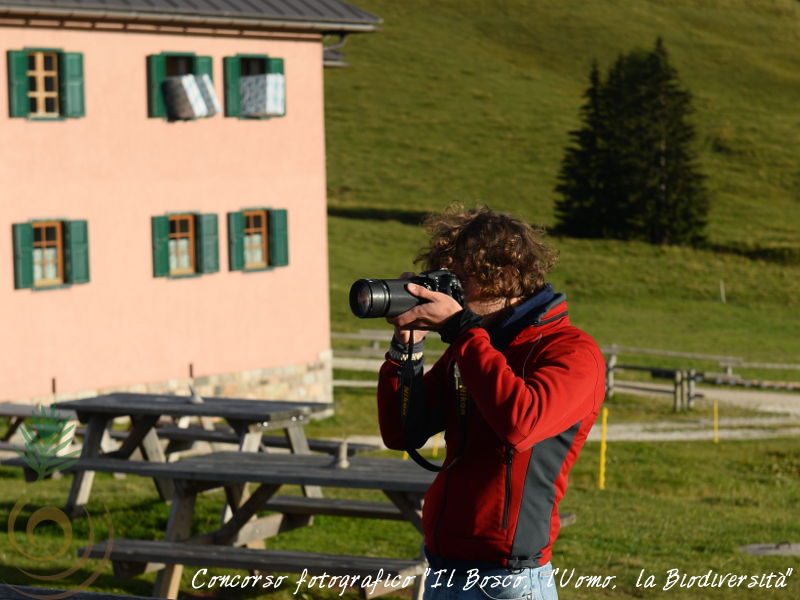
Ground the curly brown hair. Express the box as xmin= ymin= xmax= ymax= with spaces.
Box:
xmin=415 ymin=205 xmax=558 ymax=300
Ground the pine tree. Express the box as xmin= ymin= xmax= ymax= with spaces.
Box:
xmin=554 ymin=38 xmax=709 ymax=245
xmin=554 ymin=61 xmax=605 ymax=238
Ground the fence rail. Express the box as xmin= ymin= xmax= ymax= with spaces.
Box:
xmin=334 ymin=332 xmax=799 ymax=410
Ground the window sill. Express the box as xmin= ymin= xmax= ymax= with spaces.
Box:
xmin=241 ymin=265 xmax=286 ymax=273
xmin=25 ymin=115 xmax=67 ymax=122
xmin=31 ymin=282 xmax=72 ymax=292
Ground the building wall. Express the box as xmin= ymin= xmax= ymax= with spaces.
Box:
xmin=0 ymin=26 xmax=332 ymax=403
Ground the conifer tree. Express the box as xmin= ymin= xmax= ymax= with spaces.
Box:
xmin=555 ymin=38 xmax=709 ymax=245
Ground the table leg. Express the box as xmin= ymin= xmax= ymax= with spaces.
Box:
xmin=2 ymin=416 xmax=23 ymax=442
xmin=65 ymin=414 xmax=110 ymax=517
xmin=383 ymin=491 xmax=426 ymax=600
xmin=109 ymin=414 xmax=174 ymax=500
xmin=382 ymin=491 xmax=424 ymax=532
xmin=218 ymin=423 xmax=264 ymax=522
xmin=220 ymin=483 xmax=285 ymax=548
xmin=153 ymin=481 xmax=197 ymax=599
xmin=109 ymin=415 xmax=160 ymax=459
xmin=136 ymin=421 xmax=175 ymax=501
xmin=284 ymin=422 xmax=323 ymax=498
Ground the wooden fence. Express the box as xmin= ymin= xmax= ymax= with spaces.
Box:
xmin=332 ymin=332 xmax=799 ymax=411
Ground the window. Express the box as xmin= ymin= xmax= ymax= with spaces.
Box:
xmin=27 ymin=51 xmax=59 ymax=117
xmin=223 ymin=54 xmax=285 ymax=118
xmin=152 ymin=213 xmax=218 ymax=278
xmin=227 ymin=208 xmax=288 ymax=271
xmin=147 ymin=52 xmax=219 ymax=120
xmin=243 ymin=210 xmax=268 ymax=269
xmin=33 ymin=222 xmax=64 ymax=286
xmin=166 ymin=55 xmax=194 ymax=77
xmin=12 ymin=220 xmax=90 ymax=290
xmin=7 ymin=49 xmax=85 ymax=119
xmin=241 ymin=57 xmax=267 ymax=76
xmin=168 ymin=215 xmax=196 ymax=276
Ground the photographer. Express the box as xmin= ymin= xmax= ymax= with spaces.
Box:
xmin=376 ymin=206 xmax=605 ymax=600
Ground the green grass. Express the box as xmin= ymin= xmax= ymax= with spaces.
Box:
xmin=329 ymin=217 xmax=800 ymax=367
xmin=0 ymin=387 xmax=797 ymax=599
xmin=326 ymin=0 xmax=800 ymax=245
xmin=324 ymin=0 xmax=800 ymax=366
xmin=2 ymin=431 xmax=799 ymax=599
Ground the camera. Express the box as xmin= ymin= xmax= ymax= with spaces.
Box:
xmin=349 ymin=269 xmax=465 ymax=319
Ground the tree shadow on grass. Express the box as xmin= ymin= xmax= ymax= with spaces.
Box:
xmin=709 ymin=242 xmax=800 ymax=266
xmin=327 ymin=206 xmax=431 ymax=226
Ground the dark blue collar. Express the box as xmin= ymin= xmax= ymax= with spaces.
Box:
xmin=488 ymin=284 xmax=566 ymax=350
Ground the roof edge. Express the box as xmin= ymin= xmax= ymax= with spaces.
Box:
xmin=0 ymin=5 xmax=381 ymax=34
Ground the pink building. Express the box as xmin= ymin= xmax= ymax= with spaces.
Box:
xmin=0 ymin=0 xmax=380 ymax=405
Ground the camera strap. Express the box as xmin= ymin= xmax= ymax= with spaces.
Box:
xmin=399 ymin=332 xmax=470 ymax=473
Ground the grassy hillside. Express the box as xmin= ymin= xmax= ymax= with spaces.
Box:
xmin=324 ymin=0 xmax=800 ymax=363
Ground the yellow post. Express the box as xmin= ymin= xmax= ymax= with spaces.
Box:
xmin=713 ymin=399 xmax=719 ymax=444
xmin=432 ymin=433 xmax=441 ymax=458
xmin=402 ymin=451 xmax=409 ymax=460
xmin=599 ymin=406 xmax=608 ymax=490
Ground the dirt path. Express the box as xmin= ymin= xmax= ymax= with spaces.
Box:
xmin=334 ymin=363 xmax=800 ymax=444
xmin=616 ymin=381 xmax=800 ymax=416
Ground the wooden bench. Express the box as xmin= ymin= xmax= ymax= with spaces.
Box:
xmin=265 ymin=495 xmax=575 ymax=526
xmin=75 ymin=425 xmax=381 ymax=456
xmin=0 ymin=584 xmax=159 ymax=599
xmin=82 ymin=539 xmax=424 ymax=598
xmin=158 ymin=426 xmax=381 ymax=456
xmin=4 ymin=456 xmax=407 ymax=521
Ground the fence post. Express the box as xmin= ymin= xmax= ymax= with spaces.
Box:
xmin=687 ymin=369 xmax=696 ymax=410
xmin=606 ymin=353 xmax=617 ymax=399
xmin=673 ymin=370 xmax=683 ymax=411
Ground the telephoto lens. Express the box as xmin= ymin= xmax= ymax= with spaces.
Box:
xmin=349 ymin=270 xmax=464 ymax=319
xmin=349 ymin=278 xmax=420 ymax=318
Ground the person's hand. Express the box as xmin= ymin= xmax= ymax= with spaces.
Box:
xmin=386 ymin=273 xmax=429 ymax=345
xmin=388 ymin=283 xmax=462 ymax=337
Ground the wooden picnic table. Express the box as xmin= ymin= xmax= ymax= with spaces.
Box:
xmin=0 ymin=401 xmax=76 ymax=451
xmin=54 ymin=392 xmax=331 ymax=516
xmin=79 ymin=451 xmax=435 ymax=599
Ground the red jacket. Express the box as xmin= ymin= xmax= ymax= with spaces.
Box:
xmin=377 ymin=294 xmax=605 ymax=568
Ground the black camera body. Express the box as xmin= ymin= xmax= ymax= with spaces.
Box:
xmin=349 ymin=269 xmax=465 ymax=319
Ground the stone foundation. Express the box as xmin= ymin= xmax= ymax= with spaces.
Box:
xmin=14 ymin=350 xmax=333 ymax=407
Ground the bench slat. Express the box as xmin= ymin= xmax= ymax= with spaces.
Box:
xmin=74 ymin=426 xmax=381 ymax=456
xmin=3 ymin=452 xmax=435 ymax=493
xmin=264 ymin=495 xmax=405 ymax=520
xmin=83 ymin=539 xmax=424 ymax=578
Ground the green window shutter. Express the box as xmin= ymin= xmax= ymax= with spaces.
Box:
xmin=151 ymin=215 xmax=170 ymax=277
xmin=147 ymin=54 xmax=167 ymax=118
xmin=267 ymin=57 xmax=284 ymax=75
xmin=194 ymin=55 xmax=213 ymax=79
xmin=223 ymin=56 xmax=241 ymax=117
xmin=12 ymin=223 xmax=34 ymax=289
xmin=196 ymin=214 xmax=219 ymax=274
xmin=59 ymin=52 xmax=85 ymax=118
xmin=268 ymin=209 xmax=289 ymax=267
xmin=7 ymin=50 xmax=29 ymax=118
xmin=227 ymin=211 xmax=244 ymax=271
xmin=64 ymin=220 xmax=90 ymax=284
